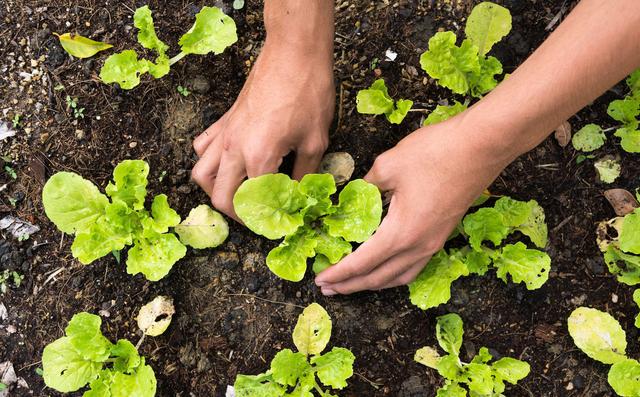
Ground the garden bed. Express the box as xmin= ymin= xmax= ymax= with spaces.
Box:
xmin=1 ymin=0 xmax=638 ymax=396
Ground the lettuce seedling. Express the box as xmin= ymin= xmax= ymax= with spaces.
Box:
xmin=356 ymin=79 xmax=414 ymax=124
xmin=597 ymin=200 xmax=640 ymax=285
xmin=420 ymin=2 xmax=511 ymax=98
xmin=415 ymin=313 xmax=530 ymax=396
xmin=234 ymin=303 xmax=355 ymax=396
xmin=42 ymin=312 xmax=156 ymax=396
xmin=422 ymin=100 xmax=468 ymax=126
xmin=409 ymin=196 xmax=550 ymax=311
xmin=100 ymin=6 xmax=237 ymax=89
xmin=42 ymin=160 xmax=228 ymax=281
xmin=233 ymin=173 xmax=382 ymax=282
xmin=568 ymin=307 xmax=640 ymax=396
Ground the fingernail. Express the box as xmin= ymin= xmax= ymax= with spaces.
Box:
xmin=322 ymin=288 xmax=337 ymax=296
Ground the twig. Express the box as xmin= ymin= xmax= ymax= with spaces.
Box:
xmin=223 ymin=293 xmax=305 ymax=308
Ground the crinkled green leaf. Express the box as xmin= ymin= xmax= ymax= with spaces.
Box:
xmin=462 ymin=363 xmax=493 ymax=395
xmin=179 ymin=6 xmax=238 ymax=55
xmin=356 ymin=79 xmax=394 ymax=115
xmin=608 ymin=98 xmax=640 ymax=128
xmin=42 ymin=337 xmax=101 ymax=392
xmin=594 ymin=158 xmax=621 ymax=184
xmin=145 ymin=194 xmax=180 ymax=234
xmin=312 ymin=255 xmax=332 ymax=274
xmin=463 ymin=207 xmax=509 ymax=251
xmin=436 ymin=313 xmax=464 ymax=356
xmin=311 ymin=347 xmax=355 ymax=389
xmin=110 ymin=339 xmax=141 ymax=373
xmin=84 ymin=371 xmax=112 ymax=397
xmin=71 ymin=216 xmax=130 ymax=264
xmin=437 ymin=354 xmax=463 ymax=381
xmin=55 ymin=33 xmax=113 ymax=58
xmin=634 ymin=289 xmax=640 ymax=328
xmin=312 ymin=229 xmax=352 ymax=264
xmin=323 ymin=179 xmax=382 ymax=243
xmin=386 ymin=99 xmax=413 ymax=124
xmin=468 ymin=53 xmax=502 ymax=97
xmin=492 ymin=357 xmax=530 ymax=385
xmin=109 ymin=360 xmax=156 ymax=397
xmin=126 ymin=233 xmax=187 ymax=281
xmin=493 ymin=242 xmax=550 ymax=290
xmin=267 ymin=227 xmax=317 ymax=282
xmin=293 ymin=303 xmax=332 ymax=356
xmin=65 ymin=313 xmax=113 ymax=362
xmin=420 ymin=31 xmax=480 ymax=95
xmin=463 ymin=249 xmax=492 ymax=275
xmin=621 ymin=209 xmax=640 ymax=255
xmin=234 ymin=374 xmax=286 ymax=397
xmin=105 ymin=160 xmax=150 ymax=210
xmin=436 ymin=383 xmax=467 ymax=397
xmin=234 ymin=174 xmax=306 ymax=240
xmin=100 ymin=50 xmax=150 ymax=90
xmin=175 ymin=204 xmax=228 ymax=249
xmin=568 ymin=307 xmax=627 ymax=364
xmin=465 ymin=1 xmax=512 ymax=56
xmin=572 ymin=124 xmax=606 ymax=152
xmin=423 ymin=101 xmax=467 ymax=126
xmin=628 ymin=69 xmax=640 ymax=97
xmin=42 ymin=172 xmax=109 ymax=234
xmin=415 ymin=346 xmax=441 ymax=369
xmin=104 ymin=200 xmax=139 ymax=238
xmin=134 ymin=6 xmax=168 ymax=55
xmin=471 ymin=347 xmax=493 ymax=364
xmin=615 ymin=127 xmax=640 ymax=153
xmin=409 ymin=250 xmax=469 ymax=310
xmin=608 ymin=358 xmax=640 ymax=396
xmin=270 ymin=349 xmax=310 ymax=387
xmin=495 ymin=197 xmax=548 ymax=248
xmin=604 ymin=244 xmax=640 ymax=285
xmin=299 ymin=173 xmax=336 ymax=220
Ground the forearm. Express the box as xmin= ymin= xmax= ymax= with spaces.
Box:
xmin=263 ymin=0 xmax=334 ymax=59
xmin=467 ymin=0 xmax=640 ymax=164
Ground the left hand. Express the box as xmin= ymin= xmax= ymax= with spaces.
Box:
xmin=314 ymin=112 xmax=513 ymax=295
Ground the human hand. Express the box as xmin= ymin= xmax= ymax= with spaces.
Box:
xmin=191 ymin=41 xmax=335 ymax=219
xmin=315 ymin=113 xmax=515 ymax=295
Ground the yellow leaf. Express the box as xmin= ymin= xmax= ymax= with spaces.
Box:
xmin=54 ymin=33 xmax=113 ymax=58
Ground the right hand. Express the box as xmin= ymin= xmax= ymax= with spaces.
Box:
xmin=191 ymin=41 xmax=335 ymax=219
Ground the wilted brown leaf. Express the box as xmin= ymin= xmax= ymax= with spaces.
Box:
xmin=554 ymin=120 xmax=571 ymax=147
xmin=604 ymin=188 xmax=639 ymax=216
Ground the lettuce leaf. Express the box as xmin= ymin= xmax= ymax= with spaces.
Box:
xmin=270 ymin=349 xmax=310 ymax=387
xmin=356 ymin=79 xmax=413 ymax=124
xmin=42 ymin=337 xmax=102 ymax=392
xmin=604 ymin=244 xmax=640 ymax=285
xmin=620 ymin=209 xmax=640 ymax=254
xmin=310 ymin=347 xmax=355 ymax=389
xmin=435 ymin=313 xmax=463 ymax=356
xmin=292 ymin=303 xmax=332 ymax=356
xmin=179 ymin=6 xmax=238 ymax=55
xmin=266 ymin=227 xmax=317 ymax=282
xmin=423 ymin=101 xmax=467 ymax=126
xmin=133 ymin=5 xmax=169 ymax=78
xmin=463 ymin=207 xmax=509 ymax=251
xmin=568 ymin=307 xmax=627 ymax=365
xmin=608 ymin=358 xmax=640 ymax=396
xmin=493 ymin=242 xmax=550 ymax=290
xmin=126 ymin=233 xmax=187 ymax=281
xmin=464 ymin=1 xmax=512 ymax=56
xmin=175 ymin=204 xmax=228 ymax=249
xmin=106 ymin=160 xmax=150 ymax=211
xmin=100 ymin=50 xmax=150 ymax=90
xmin=572 ymin=124 xmax=606 ymax=152
xmin=409 ymin=250 xmax=470 ymax=310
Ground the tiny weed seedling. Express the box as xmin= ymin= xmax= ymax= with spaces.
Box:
xmin=11 ymin=114 xmax=21 ymax=128
xmin=65 ymin=95 xmax=85 ymax=119
xmin=415 ymin=313 xmax=530 ymax=396
xmin=234 ymin=303 xmax=356 ymax=396
xmin=42 ymin=160 xmax=228 ymax=281
xmin=568 ymin=307 xmax=640 ymax=396
xmin=0 ymin=270 xmax=23 ymax=294
xmin=177 ymin=85 xmax=190 ymax=97
xmin=4 ymin=165 xmax=17 ymax=179
xmin=409 ymin=196 xmax=551 ymax=311
xmin=42 ymin=312 xmax=156 ymax=396
xmin=597 ymin=195 xmax=640 ymax=285
xmin=100 ymin=6 xmax=237 ymax=89
xmin=233 ymin=173 xmax=382 ymax=282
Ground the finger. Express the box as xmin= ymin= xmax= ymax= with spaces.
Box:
xmin=363 ymin=154 xmax=395 ymax=192
xmin=379 ymin=259 xmax=428 ymax=290
xmin=315 ymin=218 xmax=398 ymax=285
xmin=211 ymin=154 xmax=246 ymax=220
xmin=191 ymin=136 xmax=223 ymax=196
xmin=320 ymin=251 xmax=421 ymax=295
xmin=245 ymin=151 xmax=282 ymax=178
xmin=292 ymin=144 xmax=325 ymax=181
xmin=193 ymin=115 xmax=226 ymax=157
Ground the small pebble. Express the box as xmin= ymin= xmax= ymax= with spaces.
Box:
xmin=75 ymin=129 xmax=84 ymax=140
xmin=565 ymin=382 xmax=574 ymax=391
xmin=129 ymin=141 xmax=138 ymax=148
xmin=612 ymin=293 xmax=618 ymax=303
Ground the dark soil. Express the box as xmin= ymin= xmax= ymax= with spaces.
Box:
xmin=1 ymin=0 xmax=638 ymax=396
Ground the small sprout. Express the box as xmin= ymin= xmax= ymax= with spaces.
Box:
xmin=356 ymin=79 xmax=413 ymax=124
xmin=4 ymin=166 xmax=17 ymax=179
xmin=54 ymin=84 xmax=65 ymax=91
xmin=136 ymin=296 xmax=175 ymax=336
xmin=369 ymin=57 xmax=380 ymax=70
xmin=177 ymin=85 xmax=190 ymax=97
xmin=8 ymin=198 xmax=17 ymax=207
xmin=35 ymin=368 xmax=43 ymax=376
xmin=158 ymin=170 xmax=167 ymax=182
xmin=576 ymin=154 xmax=595 ymax=164
xmin=54 ymin=33 xmax=113 ymax=58
xmin=66 ymin=96 xmax=85 ymax=119
xmin=12 ymin=271 xmax=23 ymax=287
xmin=17 ymin=233 xmax=30 ymax=242
xmin=12 ymin=114 xmax=21 ymax=129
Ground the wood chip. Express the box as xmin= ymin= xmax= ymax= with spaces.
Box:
xmin=604 ymin=188 xmax=639 ymax=216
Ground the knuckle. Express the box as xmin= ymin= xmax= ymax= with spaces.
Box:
xmin=190 ymin=164 xmax=206 ymax=184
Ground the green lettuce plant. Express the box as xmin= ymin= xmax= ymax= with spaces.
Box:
xmin=42 ymin=312 xmax=156 ymax=396
xmin=409 ymin=196 xmax=550 ymax=311
xmin=568 ymin=307 xmax=640 ymax=396
xmin=572 ymin=69 xmax=640 ymax=153
xmin=233 ymin=173 xmax=382 ymax=282
xmin=356 ymin=79 xmax=413 ymax=124
xmin=420 ymin=2 xmax=511 ymax=98
xmin=597 ymin=197 xmax=640 ymax=285
xmin=415 ymin=313 xmax=530 ymax=396
xmin=100 ymin=6 xmax=237 ymax=89
xmin=42 ymin=160 xmax=228 ymax=281
xmin=234 ymin=303 xmax=355 ymax=396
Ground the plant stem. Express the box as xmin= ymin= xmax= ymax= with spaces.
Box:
xmin=602 ymin=125 xmax=621 ymax=133
xmin=135 ymin=333 xmax=146 ymax=350
xmin=169 ymin=52 xmax=188 ymax=66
